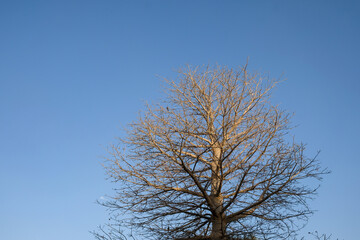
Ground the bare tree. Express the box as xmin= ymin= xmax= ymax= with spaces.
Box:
xmin=101 ymin=65 xmax=327 ymax=240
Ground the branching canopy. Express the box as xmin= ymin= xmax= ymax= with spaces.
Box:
xmin=102 ymin=65 xmax=327 ymax=240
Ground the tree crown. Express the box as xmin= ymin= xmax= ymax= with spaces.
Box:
xmin=102 ymin=65 xmax=326 ymax=240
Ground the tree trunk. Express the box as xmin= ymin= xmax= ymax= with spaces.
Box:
xmin=210 ymin=196 xmax=226 ymax=239
xmin=210 ymin=147 xmax=226 ymax=239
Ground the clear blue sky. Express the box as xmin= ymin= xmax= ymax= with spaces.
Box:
xmin=1 ymin=1 xmax=359 ymax=239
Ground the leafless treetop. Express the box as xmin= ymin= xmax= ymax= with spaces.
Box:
xmin=102 ymin=65 xmax=327 ymax=240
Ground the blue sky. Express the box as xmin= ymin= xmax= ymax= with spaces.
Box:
xmin=0 ymin=1 xmax=359 ymax=239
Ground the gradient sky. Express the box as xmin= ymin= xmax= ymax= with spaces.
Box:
xmin=1 ymin=1 xmax=359 ymax=240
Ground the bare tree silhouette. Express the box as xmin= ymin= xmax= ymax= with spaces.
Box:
xmin=100 ymin=65 xmax=327 ymax=240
